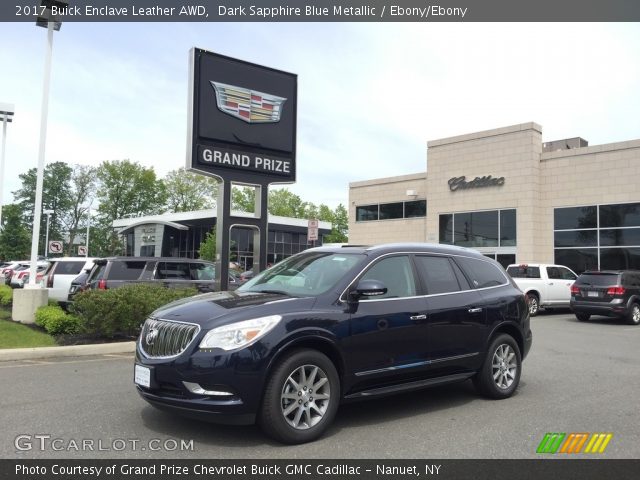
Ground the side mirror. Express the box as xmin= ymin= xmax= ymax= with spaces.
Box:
xmin=350 ymin=279 xmax=388 ymax=300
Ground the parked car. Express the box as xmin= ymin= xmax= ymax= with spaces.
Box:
xmin=43 ymin=257 xmax=97 ymax=305
xmin=134 ymin=243 xmax=532 ymax=444
xmin=85 ymin=257 xmax=240 ymax=293
xmin=570 ymin=270 xmax=640 ymax=325
xmin=506 ymin=263 xmax=578 ymax=316
xmin=2 ymin=261 xmax=28 ymax=285
xmin=66 ymin=268 xmax=93 ymax=304
xmin=10 ymin=263 xmax=49 ymax=288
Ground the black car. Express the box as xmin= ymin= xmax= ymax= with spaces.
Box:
xmin=85 ymin=257 xmax=240 ymax=293
xmin=570 ymin=270 xmax=640 ymax=325
xmin=134 ymin=244 xmax=532 ymax=444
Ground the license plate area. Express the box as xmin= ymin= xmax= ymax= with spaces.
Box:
xmin=134 ymin=364 xmax=152 ymax=388
xmin=587 ymin=291 xmax=600 ymax=298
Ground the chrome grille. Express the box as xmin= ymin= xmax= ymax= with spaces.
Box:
xmin=140 ymin=318 xmax=199 ymax=358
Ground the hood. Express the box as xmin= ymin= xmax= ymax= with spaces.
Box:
xmin=150 ymin=290 xmax=316 ymax=328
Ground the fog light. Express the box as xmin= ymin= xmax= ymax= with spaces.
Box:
xmin=182 ymin=381 xmax=234 ymax=396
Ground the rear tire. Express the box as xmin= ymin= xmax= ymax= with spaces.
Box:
xmin=626 ymin=303 xmax=640 ymax=326
xmin=473 ymin=334 xmax=522 ymax=399
xmin=259 ymin=349 xmax=340 ymax=444
xmin=576 ymin=313 xmax=590 ymax=322
xmin=526 ymin=294 xmax=539 ymax=317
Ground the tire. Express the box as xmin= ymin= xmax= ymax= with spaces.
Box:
xmin=259 ymin=349 xmax=340 ymax=444
xmin=626 ymin=303 xmax=640 ymax=326
xmin=473 ymin=334 xmax=522 ymax=399
xmin=526 ymin=294 xmax=539 ymax=317
xmin=576 ymin=313 xmax=590 ymax=322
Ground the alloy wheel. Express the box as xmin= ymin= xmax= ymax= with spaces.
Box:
xmin=492 ymin=344 xmax=518 ymax=390
xmin=280 ymin=364 xmax=331 ymax=430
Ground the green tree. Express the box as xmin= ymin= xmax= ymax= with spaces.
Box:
xmin=62 ymin=165 xmax=97 ymax=256
xmin=268 ymin=188 xmax=312 ymax=218
xmin=163 ymin=168 xmax=218 ymax=213
xmin=320 ymin=203 xmax=348 ymax=243
xmin=0 ymin=204 xmax=31 ymax=260
xmin=198 ymin=228 xmax=216 ymax=261
xmin=231 ymin=186 xmax=256 ymax=212
xmin=12 ymin=161 xmax=74 ymax=254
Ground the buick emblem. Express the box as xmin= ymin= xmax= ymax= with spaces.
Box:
xmin=146 ymin=328 xmax=158 ymax=346
xmin=211 ymin=81 xmax=286 ymax=123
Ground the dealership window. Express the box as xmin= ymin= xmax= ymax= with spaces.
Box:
xmin=554 ymin=202 xmax=640 ymax=273
xmin=356 ymin=200 xmax=426 ymax=222
xmin=439 ymin=209 xmax=516 ymax=248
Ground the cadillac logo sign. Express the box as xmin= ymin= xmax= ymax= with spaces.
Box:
xmin=211 ymin=82 xmax=286 ymax=124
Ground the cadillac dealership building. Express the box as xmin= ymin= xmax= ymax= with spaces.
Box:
xmin=349 ymin=122 xmax=640 ymax=273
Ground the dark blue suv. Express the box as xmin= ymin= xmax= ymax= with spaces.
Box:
xmin=134 ymin=244 xmax=532 ymax=443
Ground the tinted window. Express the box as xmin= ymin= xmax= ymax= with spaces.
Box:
xmin=599 ymin=228 xmax=640 ymax=247
xmin=506 ymin=265 xmax=541 ymax=279
xmin=554 ymin=248 xmax=598 ymax=275
xmin=576 ymin=273 xmax=620 ymax=287
xmin=415 ymin=256 xmax=462 ymax=295
xmin=454 ymin=211 xmax=499 ymax=248
xmin=108 ymin=261 xmax=146 ymax=280
xmin=600 ymin=248 xmax=640 ymax=270
xmin=140 ymin=245 xmax=156 ymax=256
xmin=356 ymin=205 xmax=378 ymax=221
xmin=457 ymin=257 xmax=507 ymax=288
xmin=554 ymin=206 xmax=597 ymax=230
xmin=360 ymin=256 xmax=416 ymax=299
xmin=554 ymin=230 xmax=597 ymax=247
xmin=88 ymin=263 xmax=106 ymax=283
xmin=439 ymin=214 xmax=453 ymax=245
xmin=379 ymin=202 xmax=403 ymax=220
xmin=500 ymin=209 xmax=517 ymax=247
xmin=191 ymin=263 xmax=215 ymax=280
xmin=54 ymin=261 xmax=86 ymax=276
xmin=547 ymin=266 xmax=576 ymax=280
xmin=156 ymin=262 xmax=190 ymax=280
xmin=405 ymin=200 xmax=426 ymax=218
xmin=600 ymin=202 xmax=640 ymax=228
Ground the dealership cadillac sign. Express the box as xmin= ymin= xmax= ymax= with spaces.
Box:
xmin=448 ymin=175 xmax=505 ymax=191
xmin=187 ymin=48 xmax=297 ymax=183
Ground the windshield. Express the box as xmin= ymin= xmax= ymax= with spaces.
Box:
xmin=239 ymin=252 xmax=365 ymax=297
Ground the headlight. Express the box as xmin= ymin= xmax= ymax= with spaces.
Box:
xmin=199 ymin=315 xmax=282 ymax=351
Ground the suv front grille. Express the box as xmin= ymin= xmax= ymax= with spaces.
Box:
xmin=140 ymin=318 xmax=199 ymax=358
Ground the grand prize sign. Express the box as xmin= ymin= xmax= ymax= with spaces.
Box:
xmin=186 ymin=48 xmax=297 ymax=289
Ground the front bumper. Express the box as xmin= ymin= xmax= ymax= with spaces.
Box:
xmin=134 ymin=344 xmax=268 ymax=425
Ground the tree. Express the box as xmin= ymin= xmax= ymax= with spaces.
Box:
xmin=93 ymin=159 xmax=167 ymax=256
xmin=320 ymin=204 xmax=348 ymax=243
xmin=232 ymin=186 xmax=256 ymax=212
xmin=268 ymin=188 xmax=311 ymax=218
xmin=12 ymin=161 xmax=74 ymax=254
xmin=61 ymin=165 xmax=97 ymax=256
xmin=0 ymin=204 xmax=31 ymax=260
xmin=163 ymin=168 xmax=218 ymax=213
xmin=198 ymin=228 xmax=216 ymax=261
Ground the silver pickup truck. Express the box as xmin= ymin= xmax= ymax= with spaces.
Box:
xmin=506 ymin=263 xmax=578 ymax=316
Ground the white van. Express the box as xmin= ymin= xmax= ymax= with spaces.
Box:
xmin=44 ymin=257 xmax=96 ymax=305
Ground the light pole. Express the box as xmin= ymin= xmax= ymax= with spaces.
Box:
xmin=43 ymin=209 xmax=54 ymax=257
xmin=27 ymin=0 xmax=67 ymax=287
xmin=0 ymin=103 xmax=15 ymax=229
xmin=85 ymin=199 xmax=93 ymax=257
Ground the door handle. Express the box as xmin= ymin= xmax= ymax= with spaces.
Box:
xmin=548 ymin=282 xmax=554 ymax=285
xmin=468 ymin=307 xmax=483 ymax=314
xmin=410 ymin=314 xmax=427 ymax=321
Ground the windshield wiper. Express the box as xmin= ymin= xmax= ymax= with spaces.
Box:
xmin=253 ymin=289 xmax=297 ymax=297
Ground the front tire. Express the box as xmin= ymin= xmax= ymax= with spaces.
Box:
xmin=473 ymin=334 xmax=522 ymax=399
xmin=576 ymin=313 xmax=590 ymax=322
xmin=259 ymin=349 xmax=340 ymax=444
xmin=626 ymin=303 xmax=640 ymax=326
xmin=526 ymin=294 xmax=539 ymax=317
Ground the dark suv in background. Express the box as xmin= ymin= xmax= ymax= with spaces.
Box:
xmin=570 ymin=270 xmax=640 ymax=325
xmin=85 ymin=257 xmax=240 ymax=293
xmin=134 ymin=243 xmax=532 ymax=444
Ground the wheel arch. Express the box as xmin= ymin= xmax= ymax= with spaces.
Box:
xmin=488 ymin=322 xmax=524 ymax=358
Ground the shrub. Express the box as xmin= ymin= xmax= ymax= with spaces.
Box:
xmin=0 ymin=284 xmax=13 ymax=307
xmin=70 ymin=284 xmax=197 ymax=338
xmin=35 ymin=305 xmax=82 ymax=335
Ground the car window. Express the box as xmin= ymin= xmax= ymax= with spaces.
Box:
xmin=87 ymin=264 xmax=106 ymax=283
xmin=456 ymin=257 xmax=507 ymax=289
xmin=156 ymin=262 xmax=191 ymax=280
xmin=556 ymin=267 xmax=577 ymax=280
xmin=108 ymin=261 xmax=147 ymax=280
xmin=415 ymin=256 xmax=463 ymax=295
xmin=55 ymin=261 xmax=86 ymax=275
xmin=506 ymin=265 xmax=541 ymax=279
xmin=576 ymin=273 xmax=619 ymax=286
xmin=191 ymin=263 xmax=215 ymax=281
xmin=360 ymin=255 xmax=416 ymax=300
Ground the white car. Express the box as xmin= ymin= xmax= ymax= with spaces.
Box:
xmin=43 ymin=257 xmax=96 ymax=305
xmin=9 ymin=262 xmax=49 ymax=288
xmin=506 ymin=263 xmax=578 ymax=316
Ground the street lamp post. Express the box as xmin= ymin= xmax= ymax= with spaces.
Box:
xmin=85 ymin=200 xmax=93 ymax=257
xmin=0 ymin=103 xmax=15 ymax=229
xmin=26 ymin=0 xmax=66 ymax=288
xmin=43 ymin=209 xmax=54 ymax=257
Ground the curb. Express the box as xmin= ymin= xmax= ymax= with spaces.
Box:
xmin=0 ymin=341 xmax=136 ymax=362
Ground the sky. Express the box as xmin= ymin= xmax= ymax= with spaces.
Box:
xmin=0 ymin=22 xmax=639 ymax=210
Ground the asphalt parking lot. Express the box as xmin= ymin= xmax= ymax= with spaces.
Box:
xmin=1 ymin=311 xmax=639 ymax=459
